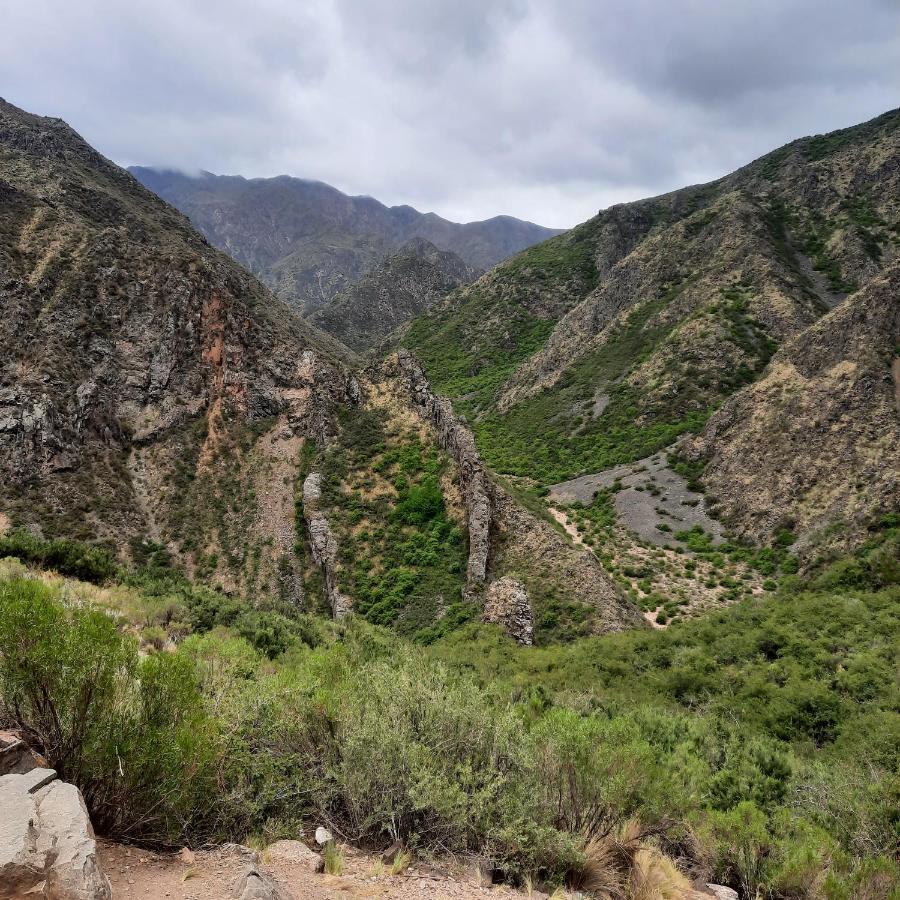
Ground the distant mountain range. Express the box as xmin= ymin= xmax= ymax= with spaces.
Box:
xmin=128 ymin=167 xmax=561 ymax=318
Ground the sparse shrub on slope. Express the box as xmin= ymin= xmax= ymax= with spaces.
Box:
xmin=0 ymin=530 xmax=116 ymax=583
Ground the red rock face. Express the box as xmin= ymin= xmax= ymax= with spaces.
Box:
xmin=0 ymin=98 xmax=355 ymax=596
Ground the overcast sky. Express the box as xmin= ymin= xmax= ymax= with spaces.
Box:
xmin=2 ymin=0 xmax=898 ymax=227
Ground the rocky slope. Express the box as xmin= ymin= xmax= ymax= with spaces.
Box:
xmin=129 ymin=167 xmax=560 ymax=317
xmin=0 ymin=98 xmax=643 ymax=642
xmin=684 ymin=261 xmax=900 ymax=556
xmin=310 ymin=238 xmax=478 ymax=352
xmin=400 ymin=108 xmax=900 ymax=554
xmin=299 ymin=351 xmax=641 ymax=642
xmin=0 ymin=97 xmax=357 ymax=603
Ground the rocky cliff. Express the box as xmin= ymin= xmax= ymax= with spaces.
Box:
xmin=377 ymin=352 xmax=643 ymax=637
xmin=0 ymin=98 xmax=356 ymax=602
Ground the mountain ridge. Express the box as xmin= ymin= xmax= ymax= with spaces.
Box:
xmin=129 ymin=165 xmax=562 ymax=317
xmin=400 ymin=107 xmax=900 ymax=562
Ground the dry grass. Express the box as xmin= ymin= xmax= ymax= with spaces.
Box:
xmin=569 ymin=820 xmax=691 ymax=900
xmin=323 ymin=840 xmax=345 ymax=876
xmin=390 ymin=849 xmax=412 ymax=876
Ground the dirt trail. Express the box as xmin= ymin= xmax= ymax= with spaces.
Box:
xmin=548 ymin=506 xmax=585 ymax=547
xmin=99 ymin=842 xmax=531 ymax=900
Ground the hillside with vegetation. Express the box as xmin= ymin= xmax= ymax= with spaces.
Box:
xmin=400 ymin=110 xmax=900 ymax=562
xmin=0 ymin=520 xmax=897 ymax=897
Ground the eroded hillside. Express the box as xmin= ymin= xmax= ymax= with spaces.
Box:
xmin=400 ymin=109 xmax=900 ymax=560
xmin=0 ymin=97 xmax=357 ymax=603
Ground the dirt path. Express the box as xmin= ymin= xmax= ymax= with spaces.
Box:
xmin=548 ymin=506 xmax=585 ymax=547
xmin=99 ymin=842 xmax=532 ymax=900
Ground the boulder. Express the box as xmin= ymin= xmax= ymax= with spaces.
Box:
xmin=233 ymin=866 xmax=284 ymax=900
xmin=0 ymin=769 xmax=111 ymax=899
xmin=705 ymin=887 xmax=739 ymax=900
xmin=0 ymin=729 xmax=48 ymax=775
xmin=483 ymin=577 xmax=534 ymax=645
xmin=380 ymin=840 xmax=403 ymax=865
xmin=265 ymin=840 xmax=321 ymax=872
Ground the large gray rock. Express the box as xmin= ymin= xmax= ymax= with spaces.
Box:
xmin=483 ymin=577 xmax=534 ymax=645
xmin=233 ymin=865 xmax=287 ymax=900
xmin=705 ymin=886 xmax=739 ymax=900
xmin=0 ymin=769 xmax=111 ymax=899
xmin=265 ymin=840 xmax=321 ymax=872
xmin=302 ymin=473 xmax=352 ymax=619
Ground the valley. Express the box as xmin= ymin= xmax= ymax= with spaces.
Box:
xmin=0 ymin=94 xmax=897 ymax=900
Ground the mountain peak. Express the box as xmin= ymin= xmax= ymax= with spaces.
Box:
xmin=129 ymin=165 xmax=562 ymax=316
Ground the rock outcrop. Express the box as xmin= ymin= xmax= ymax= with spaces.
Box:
xmin=379 ymin=351 xmax=641 ymax=637
xmin=302 ymin=472 xmax=352 ymax=618
xmin=232 ymin=865 xmax=287 ymax=900
xmin=381 ymin=351 xmax=493 ymax=590
xmin=491 ymin=491 xmax=646 ymax=634
xmin=483 ymin=577 xmax=534 ymax=644
xmin=0 ymin=768 xmax=111 ymax=899
xmin=0 ymin=97 xmax=356 ymax=598
xmin=0 ymin=728 xmax=49 ymax=775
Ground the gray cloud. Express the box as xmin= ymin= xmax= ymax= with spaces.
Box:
xmin=1 ymin=0 xmax=897 ymax=227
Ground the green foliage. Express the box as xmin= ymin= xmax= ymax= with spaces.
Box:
xmin=0 ymin=576 xmax=217 ymax=842
xmin=319 ymin=405 xmax=469 ymax=637
xmin=2 ymin=538 xmax=895 ymax=893
xmin=0 ymin=530 xmax=116 ymax=583
xmin=405 ymin=307 xmax=555 ymax=412
xmin=470 ymin=283 xmax=713 ymax=483
xmin=811 ymin=517 xmax=900 ymax=591
xmin=403 ymin=223 xmax=600 ymax=416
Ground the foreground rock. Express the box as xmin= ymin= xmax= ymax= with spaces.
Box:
xmin=233 ymin=865 xmax=287 ymax=900
xmin=0 ymin=728 xmax=49 ymax=775
xmin=0 ymin=768 xmax=111 ymax=899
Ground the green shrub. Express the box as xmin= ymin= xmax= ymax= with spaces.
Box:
xmin=0 ymin=577 xmax=218 ymax=842
xmin=0 ymin=530 xmax=116 ymax=583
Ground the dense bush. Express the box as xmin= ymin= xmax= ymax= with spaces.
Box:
xmin=1 ymin=550 xmax=896 ymax=895
xmin=0 ymin=530 xmax=116 ymax=583
xmin=0 ymin=576 xmax=217 ymax=842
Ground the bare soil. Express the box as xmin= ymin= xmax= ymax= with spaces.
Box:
xmin=98 ymin=841 xmax=533 ymax=900
xmin=549 ymin=453 xmax=723 ymax=547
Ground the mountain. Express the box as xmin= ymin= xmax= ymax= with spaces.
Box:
xmin=400 ymin=109 xmax=900 ymax=561
xmin=129 ymin=166 xmax=562 ymax=316
xmin=0 ymin=97 xmax=358 ymax=603
xmin=0 ymin=98 xmax=639 ymax=642
xmin=309 ymin=237 xmax=479 ymax=352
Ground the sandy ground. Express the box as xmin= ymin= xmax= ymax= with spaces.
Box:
xmin=98 ymin=841 xmax=533 ymax=900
